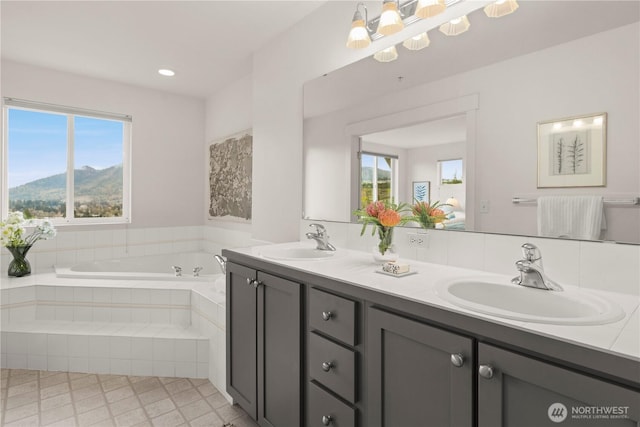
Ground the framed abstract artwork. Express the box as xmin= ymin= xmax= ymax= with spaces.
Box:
xmin=208 ymin=129 xmax=252 ymax=221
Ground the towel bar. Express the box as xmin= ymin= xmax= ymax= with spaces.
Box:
xmin=512 ymin=197 xmax=640 ymax=205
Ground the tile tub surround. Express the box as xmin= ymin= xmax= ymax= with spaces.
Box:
xmin=300 ymin=219 xmax=640 ymax=297
xmin=237 ymin=243 xmax=640 ymax=362
xmin=0 ymin=274 xmax=230 ymax=403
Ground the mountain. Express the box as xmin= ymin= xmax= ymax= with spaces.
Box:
xmin=9 ymin=165 xmax=123 ymax=203
xmin=361 ymin=166 xmax=391 ymax=182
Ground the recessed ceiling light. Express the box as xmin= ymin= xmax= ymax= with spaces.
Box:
xmin=158 ymin=69 xmax=175 ymax=77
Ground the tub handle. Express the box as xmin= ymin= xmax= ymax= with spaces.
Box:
xmin=171 ymin=266 xmax=183 ymax=277
xmin=193 ymin=266 xmax=203 ymax=277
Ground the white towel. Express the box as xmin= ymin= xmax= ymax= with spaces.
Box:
xmin=537 ymin=196 xmax=606 ymax=240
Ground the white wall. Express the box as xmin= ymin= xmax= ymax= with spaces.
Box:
xmin=407 ymin=142 xmax=466 ymax=208
xmin=1 ymin=60 xmax=206 ymax=228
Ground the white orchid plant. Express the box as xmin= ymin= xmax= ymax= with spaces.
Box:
xmin=0 ymin=211 xmax=57 ymax=248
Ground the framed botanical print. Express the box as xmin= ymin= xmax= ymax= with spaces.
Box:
xmin=537 ymin=113 xmax=606 ymax=188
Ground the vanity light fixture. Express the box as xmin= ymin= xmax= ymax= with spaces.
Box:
xmin=346 ymin=3 xmax=373 ymax=49
xmin=414 ymin=0 xmax=446 ymax=19
xmin=439 ymin=15 xmax=470 ymax=36
xmin=402 ymin=32 xmax=430 ymax=50
xmin=374 ymin=45 xmax=399 ymax=62
xmin=484 ymin=0 xmax=519 ymax=18
xmin=158 ymin=69 xmax=175 ymax=77
xmin=377 ymin=0 xmax=405 ymax=36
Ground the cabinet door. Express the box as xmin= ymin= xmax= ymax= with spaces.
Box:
xmin=257 ymin=271 xmax=302 ymax=427
xmin=226 ymin=262 xmax=258 ymax=420
xmin=367 ymin=307 xmax=473 ymax=427
xmin=478 ymin=343 xmax=640 ymax=427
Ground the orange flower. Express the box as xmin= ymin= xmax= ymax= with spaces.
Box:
xmin=378 ymin=209 xmax=401 ymax=227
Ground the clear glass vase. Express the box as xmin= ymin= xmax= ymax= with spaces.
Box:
xmin=7 ymin=245 xmax=32 ymax=277
xmin=373 ymin=227 xmax=399 ymax=263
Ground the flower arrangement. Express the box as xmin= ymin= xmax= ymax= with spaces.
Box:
xmin=353 ymin=200 xmax=413 ymax=256
xmin=1 ymin=211 xmax=57 ymax=247
xmin=1 ymin=211 xmax=56 ymax=277
xmin=411 ymin=200 xmax=449 ymax=229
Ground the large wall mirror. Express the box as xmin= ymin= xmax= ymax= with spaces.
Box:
xmin=303 ymin=0 xmax=640 ymax=244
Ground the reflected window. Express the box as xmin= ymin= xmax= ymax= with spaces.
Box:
xmin=439 ymin=158 xmax=463 ymax=185
xmin=361 ymin=152 xmax=397 ymax=207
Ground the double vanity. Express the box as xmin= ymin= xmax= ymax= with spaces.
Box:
xmin=223 ymin=242 xmax=639 ymax=427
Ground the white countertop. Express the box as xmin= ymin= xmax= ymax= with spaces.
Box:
xmin=231 ymin=242 xmax=640 ymax=362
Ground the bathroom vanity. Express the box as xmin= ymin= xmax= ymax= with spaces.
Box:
xmin=224 ymin=244 xmax=640 ymax=427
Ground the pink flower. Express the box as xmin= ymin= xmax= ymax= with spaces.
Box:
xmin=366 ymin=201 xmax=386 ymax=218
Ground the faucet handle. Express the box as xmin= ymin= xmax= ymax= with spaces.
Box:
xmin=309 ymin=223 xmax=326 ymax=235
xmin=521 ymin=243 xmax=541 ymax=262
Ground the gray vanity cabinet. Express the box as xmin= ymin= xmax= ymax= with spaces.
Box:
xmin=226 ymin=262 xmax=302 ymax=426
xmin=226 ymin=262 xmax=258 ymax=419
xmin=478 ymin=343 xmax=639 ymax=427
xmin=367 ymin=307 xmax=474 ymax=427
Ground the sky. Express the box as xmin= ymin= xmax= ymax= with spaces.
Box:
xmin=7 ymin=108 xmax=124 ymax=188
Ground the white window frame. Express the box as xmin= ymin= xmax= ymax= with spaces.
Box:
xmin=360 ymin=151 xmax=399 ymax=207
xmin=1 ymin=98 xmax=132 ymax=225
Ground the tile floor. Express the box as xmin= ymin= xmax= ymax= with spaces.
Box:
xmin=0 ymin=369 xmax=258 ymax=427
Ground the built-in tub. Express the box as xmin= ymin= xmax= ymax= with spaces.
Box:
xmin=3 ymin=252 xmax=229 ymax=388
xmin=55 ymin=252 xmax=223 ymax=282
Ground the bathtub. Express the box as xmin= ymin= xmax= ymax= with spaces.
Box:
xmin=55 ymin=252 xmax=224 ymax=282
xmin=3 ymin=251 xmax=229 ymax=390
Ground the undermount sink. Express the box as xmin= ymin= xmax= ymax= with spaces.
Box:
xmin=260 ymin=246 xmax=336 ymax=261
xmin=436 ymin=278 xmax=624 ymax=325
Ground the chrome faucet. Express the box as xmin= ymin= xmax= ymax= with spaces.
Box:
xmin=214 ymin=255 xmax=227 ymax=274
xmin=511 ymin=243 xmax=563 ymax=291
xmin=171 ymin=265 xmax=182 ymax=277
xmin=306 ymin=223 xmax=336 ymax=251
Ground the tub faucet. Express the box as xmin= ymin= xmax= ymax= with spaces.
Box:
xmin=511 ymin=243 xmax=563 ymax=291
xmin=193 ymin=266 xmax=203 ymax=277
xmin=171 ymin=266 xmax=182 ymax=277
xmin=214 ymin=255 xmax=227 ymax=274
xmin=306 ymin=224 xmax=336 ymax=251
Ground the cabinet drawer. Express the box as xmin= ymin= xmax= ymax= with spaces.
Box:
xmin=308 ymin=381 xmax=356 ymax=427
xmin=309 ymin=288 xmax=357 ymax=346
xmin=309 ymin=332 xmax=357 ymax=403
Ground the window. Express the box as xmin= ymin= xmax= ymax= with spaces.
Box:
xmin=360 ymin=152 xmax=397 ymax=207
xmin=438 ymin=158 xmax=463 ymax=185
xmin=2 ymin=98 xmax=131 ymax=224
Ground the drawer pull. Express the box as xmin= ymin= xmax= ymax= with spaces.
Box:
xmin=450 ymin=353 xmax=464 ymax=367
xmin=479 ymin=364 xmax=494 ymax=379
xmin=322 ymin=311 xmax=333 ymax=321
xmin=321 ymin=361 xmax=334 ymax=372
xmin=246 ymin=278 xmax=253 ymax=286
xmin=321 ymin=415 xmax=333 ymax=426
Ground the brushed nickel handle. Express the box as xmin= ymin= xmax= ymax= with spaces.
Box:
xmin=322 ymin=415 xmax=333 ymax=426
xmin=246 ymin=278 xmax=253 ymax=286
xmin=479 ymin=364 xmax=494 ymax=379
xmin=322 ymin=311 xmax=333 ymax=321
xmin=450 ymin=353 xmax=464 ymax=367
xmin=253 ymin=280 xmax=262 ymax=289
xmin=321 ymin=361 xmax=334 ymax=372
